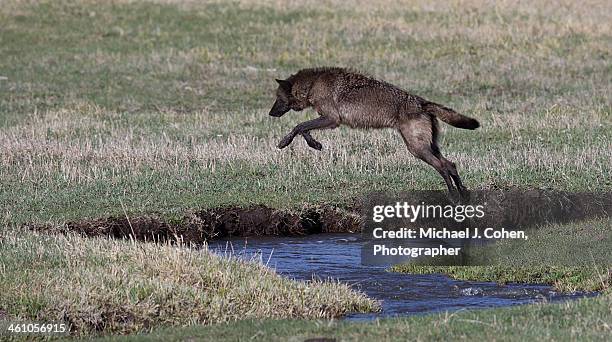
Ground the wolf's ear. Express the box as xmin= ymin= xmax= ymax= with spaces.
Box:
xmin=275 ymin=78 xmax=292 ymax=91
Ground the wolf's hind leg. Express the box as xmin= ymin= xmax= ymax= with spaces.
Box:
xmin=417 ymin=149 xmax=456 ymax=196
xmin=398 ymin=120 xmax=456 ymax=196
xmin=440 ymin=157 xmax=469 ymax=199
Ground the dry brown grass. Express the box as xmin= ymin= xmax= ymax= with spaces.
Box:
xmin=0 ymin=102 xmax=608 ymax=189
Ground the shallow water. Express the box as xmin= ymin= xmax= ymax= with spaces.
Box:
xmin=208 ymin=233 xmax=595 ymax=319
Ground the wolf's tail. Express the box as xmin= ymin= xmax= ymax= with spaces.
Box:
xmin=424 ymin=102 xmax=480 ymax=130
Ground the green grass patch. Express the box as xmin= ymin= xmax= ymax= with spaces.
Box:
xmin=93 ymin=294 xmax=612 ymax=341
xmin=393 ymin=265 xmax=609 ymax=293
xmin=392 ymin=218 xmax=612 ymax=292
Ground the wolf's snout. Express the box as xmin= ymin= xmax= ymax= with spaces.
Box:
xmin=269 ymin=99 xmax=288 ymax=117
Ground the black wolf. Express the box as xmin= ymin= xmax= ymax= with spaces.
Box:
xmin=269 ymin=67 xmax=480 ymax=198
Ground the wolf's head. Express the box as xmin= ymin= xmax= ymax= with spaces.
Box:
xmin=269 ymin=78 xmax=307 ymax=117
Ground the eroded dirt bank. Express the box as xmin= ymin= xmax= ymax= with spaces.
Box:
xmin=27 ymin=190 xmax=611 ymax=244
xmin=28 ymin=205 xmax=362 ymax=243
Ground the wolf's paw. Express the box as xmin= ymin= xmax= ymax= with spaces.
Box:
xmin=277 ymin=135 xmax=294 ymax=149
xmin=448 ymin=187 xmax=470 ymax=203
xmin=458 ymin=188 xmax=471 ymax=202
xmin=302 ymin=132 xmax=322 ymax=151
xmin=306 ymin=138 xmax=323 ymax=150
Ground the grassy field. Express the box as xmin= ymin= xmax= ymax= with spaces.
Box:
xmin=0 ymin=0 xmax=610 ymax=339
xmin=93 ymin=294 xmax=612 ymax=341
xmin=1 ymin=0 xmax=609 ymax=226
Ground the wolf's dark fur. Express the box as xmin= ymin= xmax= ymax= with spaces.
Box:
xmin=269 ymin=67 xmax=480 ymax=198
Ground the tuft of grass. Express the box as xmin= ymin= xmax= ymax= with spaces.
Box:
xmin=392 ymin=265 xmax=610 ymax=293
xmin=0 ymin=229 xmax=379 ymax=336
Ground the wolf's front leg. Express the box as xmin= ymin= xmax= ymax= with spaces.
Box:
xmin=302 ymin=132 xmax=323 ymax=150
xmin=277 ymin=132 xmax=297 ymax=149
xmin=277 ymin=131 xmax=322 ymax=150
xmin=277 ymin=116 xmax=338 ymax=149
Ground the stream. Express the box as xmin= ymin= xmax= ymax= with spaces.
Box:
xmin=208 ymin=233 xmax=595 ymax=319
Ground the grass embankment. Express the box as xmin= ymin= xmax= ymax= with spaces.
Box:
xmin=393 ymin=217 xmax=612 ymax=292
xmin=0 ymin=229 xmax=378 ymax=336
xmin=0 ymin=0 xmax=610 ymax=339
xmin=395 ymin=264 xmax=609 ymax=292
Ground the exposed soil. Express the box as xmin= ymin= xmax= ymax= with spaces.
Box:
xmin=27 ymin=190 xmax=610 ymax=244
xmin=28 ymin=205 xmax=362 ymax=244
